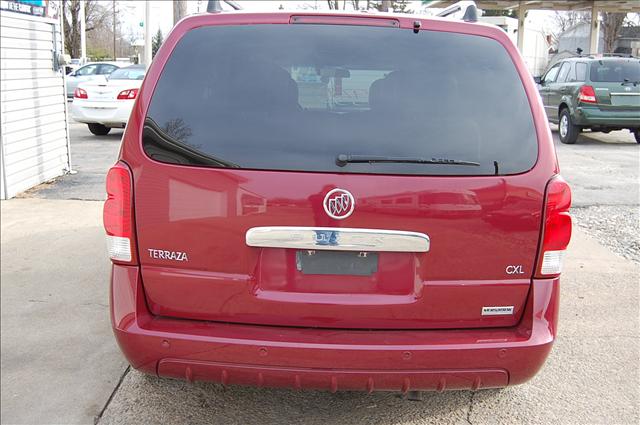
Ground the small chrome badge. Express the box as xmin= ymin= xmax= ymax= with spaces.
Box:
xmin=482 ymin=306 xmax=514 ymax=316
xmin=148 ymin=249 xmax=189 ymax=262
xmin=323 ymin=188 xmax=355 ymax=220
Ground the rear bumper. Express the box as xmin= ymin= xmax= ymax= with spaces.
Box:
xmin=111 ymin=264 xmax=559 ymax=392
xmin=71 ymin=100 xmax=133 ymax=127
xmin=573 ymin=106 xmax=640 ymax=128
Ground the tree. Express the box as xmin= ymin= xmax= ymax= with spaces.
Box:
xmin=62 ymin=0 xmax=111 ymax=57
xmin=173 ymin=0 xmax=187 ymax=25
xmin=152 ymin=29 xmax=164 ymax=58
xmin=369 ymin=0 xmax=409 ymax=12
xmin=549 ymin=11 xmax=590 ymax=48
xmin=601 ymin=12 xmax=626 ymax=53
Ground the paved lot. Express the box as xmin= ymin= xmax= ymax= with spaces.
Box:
xmin=1 ymin=122 xmax=638 ymax=424
xmin=27 ymin=122 xmax=124 ymax=201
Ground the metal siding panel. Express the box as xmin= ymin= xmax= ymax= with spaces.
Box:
xmin=4 ymin=147 xmax=68 ymax=178
xmin=0 ymin=85 xmax=62 ymax=102
xmin=0 ymin=77 xmax=61 ymax=91
xmin=1 ymin=57 xmax=53 ymax=70
xmin=1 ymin=95 xmax=64 ymax=113
xmin=0 ymin=15 xmax=54 ymax=32
xmin=2 ymin=120 xmax=66 ymax=145
xmin=1 ymin=110 xmax=65 ymax=133
xmin=0 ymin=36 xmax=52 ymax=50
xmin=0 ymin=47 xmax=54 ymax=60
xmin=3 ymin=128 xmax=68 ymax=155
xmin=2 ymin=68 xmax=59 ymax=81
xmin=2 ymin=103 xmax=66 ymax=124
xmin=1 ymin=26 xmax=54 ymax=42
xmin=0 ymin=13 xmax=70 ymax=199
xmin=4 ymin=141 xmax=68 ymax=167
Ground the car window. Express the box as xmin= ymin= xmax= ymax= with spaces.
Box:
xmin=556 ymin=62 xmax=571 ymax=83
xmin=574 ymin=62 xmax=587 ymax=82
xmin=590 ymin=59 xmax=640 ymax=82
xmin=108 ymin=68 xmax=145 ymax=80
xmin=98 ymin=64 xmax=118 ymax=75
xmin=544 ymin=63 xmax=561 ymax=83
xmin=144 ymin=25 xmax=537 ymax=176
xmin=75 ymin=64 xmax=98 ymax=76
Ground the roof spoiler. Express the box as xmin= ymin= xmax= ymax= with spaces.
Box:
xmin=206 ymin=0 xmax=242 ymax=13
xmin=435 ymin=1 xmax=479 ymax=23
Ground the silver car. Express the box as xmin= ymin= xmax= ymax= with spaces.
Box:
xmin=65 ymin=63 xmax=120 ymax=98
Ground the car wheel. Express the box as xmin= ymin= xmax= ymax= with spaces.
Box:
xmin=558 ymin=109 xmax=578 ymax=144
xmin=88 ymin=123 xmax=111 ymax=136
xmin=634 ymin=129 xmax=640 ymax=144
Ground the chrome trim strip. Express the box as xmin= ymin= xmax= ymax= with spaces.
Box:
xmin=610 ymin=92 xmax=640 ymax=96
xmin=246 ymin=226 xmax=430 ymax=252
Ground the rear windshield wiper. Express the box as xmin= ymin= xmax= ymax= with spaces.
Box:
xmin=622 ymin=79 xmax=640 ymax=86
xmin=336 ymin=154 xmax=480 ymax=167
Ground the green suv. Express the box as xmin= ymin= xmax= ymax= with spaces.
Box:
xmin=535 ymin=57 xmax=639 ymax=144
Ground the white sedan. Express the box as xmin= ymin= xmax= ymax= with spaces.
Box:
xmin=71 ymin=65 xmax=145 ymax=135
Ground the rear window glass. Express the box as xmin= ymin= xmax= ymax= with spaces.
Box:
xmin=590 ymin=59 xmax=640 ymax=82
xmin=110 ymin=68 xmax=145 ymax=80
xmin=144 ymin=25 xmax=537 ymax=176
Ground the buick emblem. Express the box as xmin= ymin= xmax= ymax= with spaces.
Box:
xmin=323 ymin=188 xmax=355 ymax=220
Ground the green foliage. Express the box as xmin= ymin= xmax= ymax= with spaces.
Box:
xmin=87 ymin=47 xmax=110 ymax=61
xmin=152 ymin=28 xmax=164 ymax=58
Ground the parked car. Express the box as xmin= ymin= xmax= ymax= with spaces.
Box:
xmin=535 ymin=57 xmax=640 ymax=144
xmin=104 ymin=7 xmax=572 ymax=392
xmin=71 ymin=65 xmax=145 ymax=135
xmin=65 ymin=62 xmax=121 ymax=98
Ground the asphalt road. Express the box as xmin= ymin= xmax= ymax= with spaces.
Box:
xmin=1 ymin=122 xmax=638 ymax=424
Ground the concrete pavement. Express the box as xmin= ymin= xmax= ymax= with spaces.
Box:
xmin=0 ymin=199 xmax=128 ymax=424
xmin=555 ymin=129 xmax=639 ymax=208
xmin=29 ymin=123 xmax=124 ymax=201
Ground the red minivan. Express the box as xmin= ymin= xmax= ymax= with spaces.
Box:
xmin=105 ymin=6 xmax=572 ymax=392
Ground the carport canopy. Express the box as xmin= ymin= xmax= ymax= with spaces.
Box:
xmin=423 ymin=1 xmax=640 ymax=53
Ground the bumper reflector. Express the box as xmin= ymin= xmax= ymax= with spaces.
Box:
xmin=106 ymin=235 xmax=132 ymax=262
xmin=540 ymin=250 xmax=564 ymax=275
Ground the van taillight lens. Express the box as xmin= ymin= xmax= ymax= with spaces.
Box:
xmin=117 ymin=89 xmax=138 ymax=100
xmin=578 ymin=85 xmax=596 ymax=104
xmin=74 ymin=88 xmax=88 ymax=99
xmin=104 ymin=163 xmax=136 ymax=263
xmin=536 ymin=176 xmax=572 ymax=278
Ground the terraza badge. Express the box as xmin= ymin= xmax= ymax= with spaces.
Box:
xmin=148 ymin=249 xmax=189 ymax=262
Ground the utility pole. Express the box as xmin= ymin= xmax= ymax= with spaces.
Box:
xmin=381 ymin=0 xmax=391 ymax=11
xmin=144 ymin=1 xmax=152 ymax=67
xmin=173 ymin=0 xmax=187 ymax=25
xmin=79 ymin=0 xmax=86 ymax=63
xmin=112 ymin=0 xmax=117 ymax=60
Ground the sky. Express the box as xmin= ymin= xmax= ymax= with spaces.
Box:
xmin=118 ymin=0 xmax=561 ymax=44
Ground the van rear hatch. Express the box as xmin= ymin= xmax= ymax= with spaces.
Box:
xmin=134 ymin=21 xmax=544 ymax=330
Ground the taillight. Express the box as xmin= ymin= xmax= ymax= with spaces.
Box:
xmin=117 ymin=89 xmax=138 ymax=100
xmin=578 ymin=85 xmax=596 ymax=104
xmin=536 ymin=176 xmax=572 ymax=278
xmin=74 ymin=88 xmax=88 ymax=99
xmin=104 ymin=162 xmax=136 ymax=263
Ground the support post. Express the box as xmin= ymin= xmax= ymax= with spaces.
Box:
xmin=516 ymin=1 xmax=526 ymax=53
xmin=589 ymin=1 xmax=600 ymax=54
xmin=79 ymin=0 xmax=86 ymax=64
xmin=144 ymin=1 xmax=152 ymax=67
